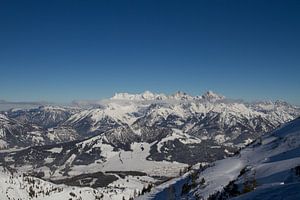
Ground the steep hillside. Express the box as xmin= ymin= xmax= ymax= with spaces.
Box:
xmin=140 ymin=117 xmax=300 ymax=200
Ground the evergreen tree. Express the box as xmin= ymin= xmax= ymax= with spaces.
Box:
xmin=200 ymin=177 xmax=205 ymax=185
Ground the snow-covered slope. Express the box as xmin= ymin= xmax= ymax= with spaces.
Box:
xmin=141 ymin=117 xmax=300 ymax=199
xmin=197 ymin=117 xmax=300 ymax=200
xmin=0 ymin=165 xmax=144 ymax=200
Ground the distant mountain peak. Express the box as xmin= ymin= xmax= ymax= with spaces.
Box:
xmin=111 ymin=90 xmax=227 ymax=101
xmin=201 ymin=90 xmax=225 ymax=101
xmin=171 ymin=91 xmax=193 ymax=100
xmin=110 ymin=91 xmax=167 ymax=101
xmin=141 ymin=90 xmax=156 ymax=99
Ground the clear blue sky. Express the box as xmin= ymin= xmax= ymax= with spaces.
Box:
xmin=0 ymin=0 xmax=299 ymax=104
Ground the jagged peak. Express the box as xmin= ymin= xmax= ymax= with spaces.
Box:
xmin=171 ymin=91 xmax=193 ymax=100
xmin=141 ymin=90 xmax=156 ymax=99
xmin=201 ymin=90 xmax=225 ymax=101
xmin=111 ymin=91 xmax=166 ymax=101
xmin=111 ymin=90 xmax=193 ymax=101
xmin=172 ymin=91 xmax=187 ymax=97
xmin=111 ymin=90 xmax=227 ymax=101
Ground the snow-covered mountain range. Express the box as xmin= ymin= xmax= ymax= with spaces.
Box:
xmin=0 ymin=91 xmax=299 ymax=200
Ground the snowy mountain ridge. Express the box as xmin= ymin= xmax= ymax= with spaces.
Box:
xmin=1 ymin=91 xmax=299 ymax=160
xmin=110 ymin=90 xmax=224 ymax=101
xmin=0 ymin=92 xmax=299 ymax=200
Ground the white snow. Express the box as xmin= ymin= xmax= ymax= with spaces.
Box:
xmin=191 ymin=117 xmax=300 ymax=199
xmin=47 ymin=147 xmax=63 ymax=153
xmin=99 ymin=142 xmax=186 ymax=177
xmin=0 ymin=139 xmax=8 ymax=149
xmin=139 ymin=117 xmax=300 ymax=200
xmin=157 ymin=129 xmax=201 ymax=153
